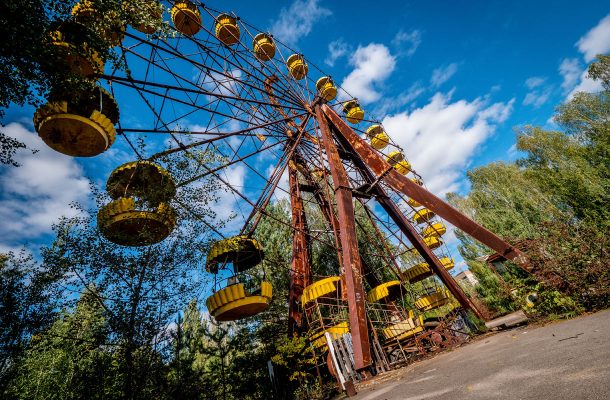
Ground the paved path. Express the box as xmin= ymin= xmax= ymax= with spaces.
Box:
xmin=352 ymin=310 xmax=610 ymax=400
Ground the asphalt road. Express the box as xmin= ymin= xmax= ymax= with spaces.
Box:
xmin=352 ymin=310 xmax=610 ymax=400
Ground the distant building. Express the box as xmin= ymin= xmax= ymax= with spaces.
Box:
xmin=455 ymin=270 xmax=479 ymax=287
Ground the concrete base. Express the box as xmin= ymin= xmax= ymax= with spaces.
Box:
xmin=485 ymin=310 xmax=529 ymax=330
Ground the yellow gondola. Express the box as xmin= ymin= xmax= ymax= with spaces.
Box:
xmin=422 ymin=222 xmax=446 ymax=238
xmin=407 ymin=198 xmax=421 ymax=208
xmin=367 ymin=281 xmax=402 ymax=303
xmin=301 ymin=276 xmax=341 ymax=305
xmin=309 ymin=322 xmax=349 ymax=348
xmin=106 ymin=161 xmax=176 ymax=204
xmin=215 ymin=13 xmax=240 ymax=45
xmin=381 ymin=315 xmax=424 ymax=341
xmin=48 ymin=23 xmax=104 ymax=78
xmin=415 ymin=290 xmax=450 ymax=311
xmin=286 ymin=54 xmax=308 ymax=80
xmin=253 ymin=33 xmax=275 ymax=60
xmin=206 ymin=282 xmax=272 ymax=321
xmin=394 ymin=160 xmax=411 ymax=174
xmin=97 ymin=197 xmax=177 ymax=246
xmin=413 ymin=208 xmax=435 ymax=224
xmin=316 ymin=76 xmax=337 ymax=102
xmin=403 ymin=257 xmax=455 ymax=283
xmin=386 ymin=150 xmax=404 ymax=166
xmin=171 ymin=1 xmax=201 ymax=36
xmin=33 ymin=87 xmax=119 ymax=157
xmin=342 ymin=100 xmax=364 ymax=124
xmin=310 ymin=167 xmax=326 ymax=181
xmin=206 ymin=236 xmax=264 ymax=273
xmin=424 ymin=236 xmax=443 ymax=249
xmin=366 ymin=125 xmax=390 ymax=150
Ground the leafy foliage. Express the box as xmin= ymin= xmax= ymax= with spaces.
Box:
xmin=6 ymin=288 xmax=119 ymax=400
xmin=449 ymin=54 xmax=610 ymax=317
xmin=0 ymin=251 xmax=63 ymax=388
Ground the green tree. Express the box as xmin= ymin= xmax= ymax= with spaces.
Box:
xmin=449 ymin=54 xmax=610 ymax=315
xmin=38 ymin=148 xmax=224 ymax=399
xmin=166 ymin=301 xmax=207 ymax=399
xmin=0 ymin=251 xmax=63 ymax=389
xmin=6 ymin=288 xmax=118 ymax=400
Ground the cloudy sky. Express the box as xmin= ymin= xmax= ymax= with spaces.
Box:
xmin=2 ymin=0 xmax=609 ymax=264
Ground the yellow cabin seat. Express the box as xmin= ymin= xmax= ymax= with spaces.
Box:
xmin=342 ymin=100 xmax=364 ymax=124
xmin=381 ymin=315 xmax=424 ymax=341
xmin=424 ymin=236 xmax=443 ymax=249
xmin=415 ymin=290 xmax=450 ymax=311
xmin=97 ymin=197 xmax=176 ymax=246
xmin=310 ymin=168 xmax=326 ymax=181
xmin=386 ymin=150 xmax=404 ymax=166
xmin=301 ymin=276 xmax=341 ymax=305
xmin=206 ymin=236 xmax=264 ymax=273
xmin=316 ymin=77 xmax=337 ymax=102
xmin=253 ymin=33 xmax=275 ymax=61
xmin=124 ymin=0 xmax=163 ymax=34
xmin=215 ymin=13 xmax=240 ymax=45
xmin=422 ymin=222 xmax=446 ymax=238
xmin=367 ymin=281 xmax=402 ymax=303
xmin=412 ymin=177 xmax=424 ymax=186
xmin=49 ymin=25 xmax=104 ymax=78
xmin=287 ymin=54 xmax=308 ymax=80
xmin=106 ymin=161 xmax=176 ymax=204
xmin=171 ymin=1 xmax=201 ymax=36
xmin=310 ymin=322 xmax=349 ymax=349
xmin=403 ymin=257 xmax=455 ymax=283
xmin=394 ymin=160 xmax=411 ymax=175
xmin=407 ymin=198 xmax=421 ymax=208
xmin=413 ymin=208 xmax=435 ymax=224
xmin=206 ymin=282 xmax=272 ymax=321
xmin=33 ymin=87 xmax=119 ymax=157
xmin=366 ymin=125 xmax=390 ymax=150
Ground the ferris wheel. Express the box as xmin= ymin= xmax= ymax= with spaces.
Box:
xmin=32 ymin=0 xmax=529 ymax=373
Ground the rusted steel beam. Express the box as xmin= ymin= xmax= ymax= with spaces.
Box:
xmin=321 ymin=104 xmax=529 ymax=270
xmin=288 ymin=160 xmax=312 ymax=335
xmin=327 ymin=123 xmax=484 ymax=318
xmin=293 ymin=156 xmax=382 ymax=290
xmin=316 ymin=106 xmax=372 ymax=371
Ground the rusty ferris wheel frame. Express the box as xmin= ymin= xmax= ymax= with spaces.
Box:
xmin=101 ymin=1 xmax=529 ymax=372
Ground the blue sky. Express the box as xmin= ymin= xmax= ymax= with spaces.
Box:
xmin=1 ymin=0 xmax=610 ymax=277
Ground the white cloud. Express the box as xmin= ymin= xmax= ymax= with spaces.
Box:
xmin=559 ymin=58 xmax=581 ymax=93
xmin=341 ymin=43 xmax=396 ymax=104
xmin=576 ymin=14 xmax=610 ymax=62
xmin=430 ymin=63 xmax=458 ymax=88
xmin=523 ymin=91 xmax=551 ymax=108
xmin=325 ymin=38 xmax=349 ymax=67
xmin=0 ymin=123 xmax=91 ymax=246
xmin=213 ymin=164 xmax=247 ymax=231
xmin=567 ymin=69 xmax=603 ymax=98
xmin=382 ymin=92 xmax=514 ymax=195
xmin=374 ymin=82 xmax=424 ymax=115
xmin=270 ymin=0 xmax=331 ymax=46
xmin=559 ymin=14 xmax=610 ymax=99
xmin=525 ymin=76 xmax=546 ymax=90
xmin=267 ymin=165 xmax=290 ymax=202
xmin=392 ymin=30 xmax=422 ymax=57
xmin=197 ymin=69 xmax=243 ymax=98
xmin=523 ymin=77 xmax=553 ymax=108
xmin=523 ymin=77 xmax=552 ymax=108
